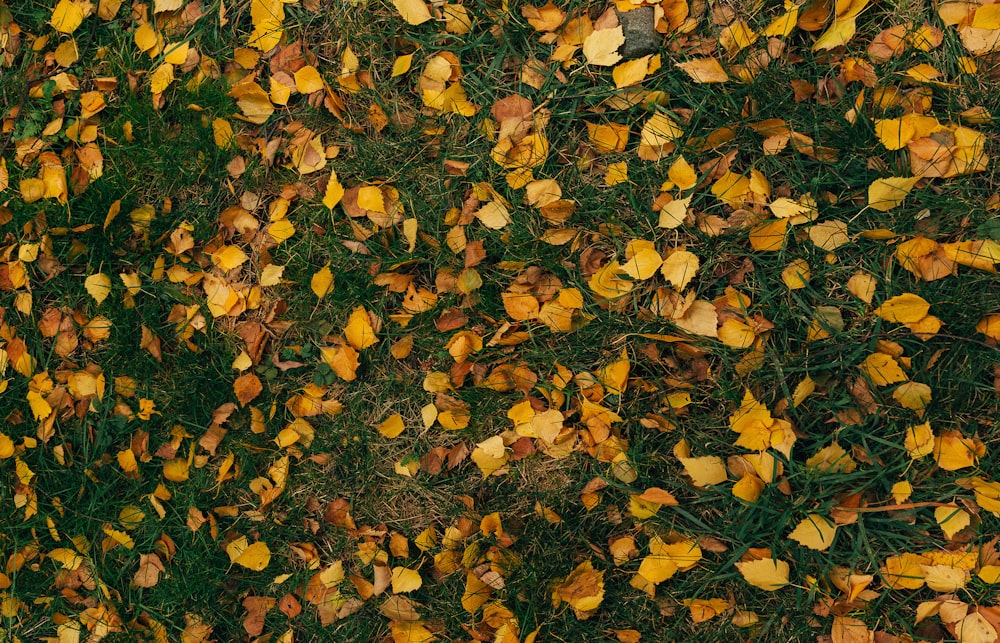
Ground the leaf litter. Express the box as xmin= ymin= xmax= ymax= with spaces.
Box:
xmin=0 ymin=0 xmax=998 ymax=641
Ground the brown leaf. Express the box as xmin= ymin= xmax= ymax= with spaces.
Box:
xmin=132 ymin=553 xmax=166 ymax=588
xmin=241 ymin=596 xmax=275 ymax=636
xmin=233 ymin=372 xmax=263 ymax=406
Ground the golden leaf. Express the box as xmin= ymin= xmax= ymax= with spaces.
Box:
xmin=736 ymin=558 xmax=790 ymax=591
xmin=788 ymin=514 xmax=837 ymax=551
xmin=675 ymin=57 xmax=729 ymax=83
xmin=311 ymin=265 xmax=334 ymax=299
xmin=226 ymin=537 xmax=271 ymax=571
xmin=874 ymin=293 xmax=930 ymax=323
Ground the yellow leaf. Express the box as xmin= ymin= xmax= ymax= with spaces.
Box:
xmin=658 ymin=195 xmax=690 ymax=229
xmin=956 ymin=613 xmax=998 ymax=643
xmin=813 ymin=16 xmax=858 ymax=51
xmin=973 ymin=4 xmax=1000 ymax=29
xmin=881 ymin=552 xmax=928 ymax=589
xmin=583 ymin=27 xmax=625 ymax=67
xmin=675 ymin=57 xmax=729 ymax=83
xmin=376 ymin=414 xmax=405 ymax=439
xmin=934 ymin=431 xmax=981 ymax=471
xmin=667 ymin=156 xmax=698 ymax=190
xmin=393 ymin=0 xmax=432 ymax=24
xmin=868 ymin=177 xmax=919 ymax=211
xmin=227 ymin=537 xmax=271 ymax=571
xmin=462 ymin=572 xmax=491 ymax=613
xmin=390 ymin=567 xmax=422 ymax=593
xmin=721 ymin=19 xmax=757 ymax=53
xmin=892 ymin=381 xmax=931 ymax=414
xmin=781 ymin=258 xmax=810 ymax=289
xmin=587 ymin=122 xmax=629 ymax=154
xmin=660 ymin=250 xmax=699 ymax=291
xmin=612 ymin=55 xmax=651 ymax=88
xmin=596 ymin=348 xmax=630 ymax=396
xmin=808 ymin=220 xmax=850 ymax=251
xmin=48 ymin=548 xmax=85 ymax=570
xmin=294 ymin=65 xmax=324 ymax=94
xmin=323 ymin=169 xmax=344 ymax=210
xmin=163 ymin=41 xmax=189 ymax=65
xmin=605 ymin=161 xmax=628 ymax=186
xmin=0 ymin=434 xmax=14 ymax=459
xmin=792 ymin=375 xmax=815 ymax=407
xmin=555 ymin=560 xmax=605 ymax=614
xmin=763 ymin=5 xmax=798 ymax=37
xmin=675 ymin=440 xmax=727 ymax=487
xmin=228 ymin=81 xmax=275 ymax=124
xmin=248 ymin=0 xmax=284 ymax=51
xmin=163 ymin=457 xmax=189 ymax=482
xmin=935 ymin=505 xmax=971 ymax=539
xmin=51 ymin=0 xmax=86 ymax=34
xmin=620 ymin=240 xmax=661 ymax=280
xmin=749 ymin=219 xmax=788 ymax=251
xmin=392 ymin=54 xmax=414 ymax=77
xmin=637 ymin=554 xmax=678 ymax=584
xmin=475 ymin=201 xmax=512 ymax=229
xmin=736 ymin=558 xmax=790 ymax=591
xmin=673 ymin=300 xmax=719 ymax=337
xmin=154 ymin=0 xmax=184 ymax=11
xmin=85 ymin=273 xmax=112 ymax=305
xmin=788 ymin=514 xmax=837 ymax=551
xmin=211 ymin=245 xmax=249 ymax=272
xmin=638 ymin=112 xmax=683 ymax=161
xmin=588 ymin=261 xmax=633 ymax=300
xmin=719 ymin=321 xmax=757 ymax=352
xmin=904 ymin=421 xmax=934 ymax=459
xmin=685 ymin=598 xmax=730 ymax=623
xmin=732 ymin=474 xmax=765 ymax=502
xmin=860 ymin=352 xmax=907 ymax=386
xmin=875 ymin=293 xmax=930 ymax=324
xmin=978 ymin=565 xmax=1000 ymax=584
xmin=977 ymin=314 xmax=1000 ymax=341
xmin=212 ymin=118 xmax=235 ymax=149
xmin=311 ymin=265 xmax=334 ymax=298
xmin=260 ymin=264 xmax=284 ymax=287
xmin=344 ymin=306 xmax=377 ymax=350
xmin=890 ymin=480 xmax=912 ymax=504
xmin=27 ymin=391 xmax=52 ymax=421
xmin=471 ymin=437 xmax=508 ymax=477
xmin=403 ymin=218 xmax=418 ymax=252
xmin=134 ymin=22 xmax=161 ymax=54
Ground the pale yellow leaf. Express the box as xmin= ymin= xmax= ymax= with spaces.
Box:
xmin=868 ymin=177 xmax=919 ymax=211
xmin=583 ymin=27 xmax=625 ymax=67
xmin=660 ymin=250 xmax=699 ymax=291
xmin=85 ymin=273 xmax=112 ymax=305
xmin=393 ymin=0 xmax=432 ymax=24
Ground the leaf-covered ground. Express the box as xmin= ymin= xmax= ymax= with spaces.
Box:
xmin=1 ymin=0 xmax=999 ymax=641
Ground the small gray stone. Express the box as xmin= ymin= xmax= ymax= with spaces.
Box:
xmin=616 ymin=6 xmax=658 ymax=59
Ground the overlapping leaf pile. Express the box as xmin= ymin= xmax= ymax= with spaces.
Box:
xmin=0 ymin=0 xmax=999 ymax=641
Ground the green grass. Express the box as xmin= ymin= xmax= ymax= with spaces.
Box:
xmin=0 ymin=0 xmax=998 ymax=641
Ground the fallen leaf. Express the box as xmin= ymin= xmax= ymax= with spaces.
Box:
xmin=736 ymin=558 xmax=790 ymax=591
